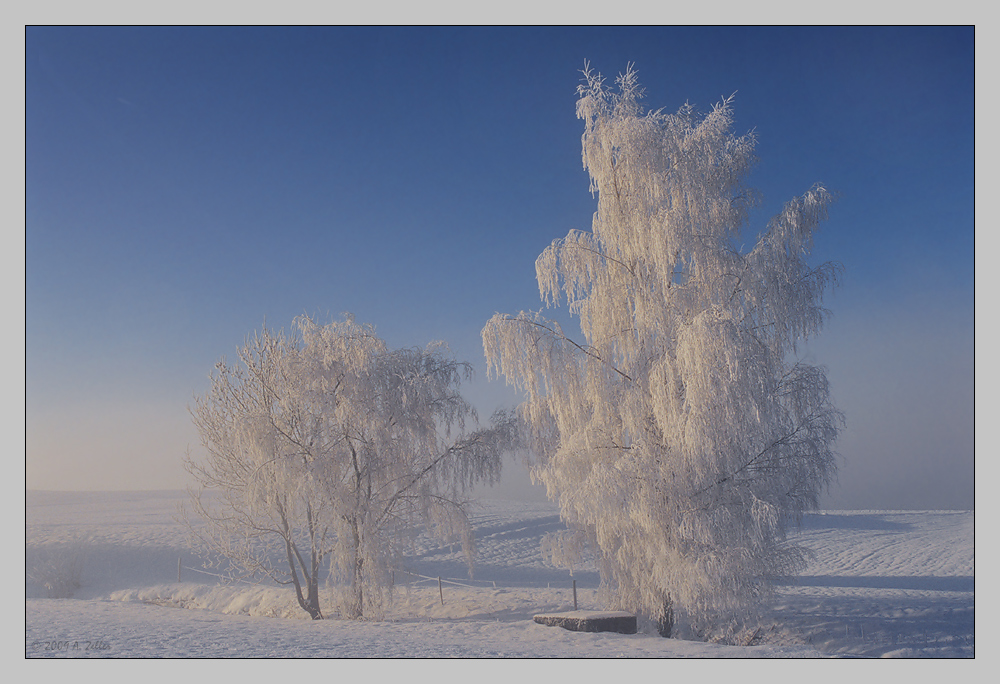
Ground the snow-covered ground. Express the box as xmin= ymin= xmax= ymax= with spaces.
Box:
xmin=25 ymin=491 xmax=973 ymax=658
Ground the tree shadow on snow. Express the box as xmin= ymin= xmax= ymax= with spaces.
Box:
xmin=785 ymin=575 xmax=974 ymax=593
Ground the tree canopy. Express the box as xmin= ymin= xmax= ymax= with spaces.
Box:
xmin=483 ymin=64 xmax=842 ymax=639
xmin=188 ymin=315 xmax=518 ymax=619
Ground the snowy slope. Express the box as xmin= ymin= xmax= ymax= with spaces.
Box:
xmin=25 ymin=491 xmax=973 ymax=658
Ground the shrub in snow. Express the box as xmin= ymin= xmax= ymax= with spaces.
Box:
xmin=483 ymin=63 xmax=842 ymax=639
xmin=26 ymin=541 xmax=86 ymax=598
xmin=187 ymin=315 xmax=518 ymax=620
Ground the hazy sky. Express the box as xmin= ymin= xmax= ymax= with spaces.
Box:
xmin=25 ymin=26 xmax=974 ymax=509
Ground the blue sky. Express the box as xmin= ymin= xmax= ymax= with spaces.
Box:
xmin=26 ymin=26 xmax=974 ymax=509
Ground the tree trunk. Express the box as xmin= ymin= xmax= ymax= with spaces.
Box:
xmin=304 ymin=504 xmax=324 ymax=620
xmin=344 ymin=517 xmax=363 ymax=619
xmin=656 ymin=598 xmax=674 ymax=638
xmin=287 ymin=545 xmax=324 ymax=620
xmin=354 ymin=551 xmax=364 ymax=618
xmin=280 ymin=504 xmax=324 ymax=620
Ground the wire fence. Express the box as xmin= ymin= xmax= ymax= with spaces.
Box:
xmin=174 ymin=559 xmax=583 ymax=604
xmin=177 ymin=562 xmax=504 ymax=590
xmin=176 ymin=561 xmax=265 ymax=585
xmin=392 ymin=569 xmax=497 ymax=589
xmin=175 ymin=561 xmax=520 ymax=609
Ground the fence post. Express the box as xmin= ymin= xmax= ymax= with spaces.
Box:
xmin=438 ymin=576 xmax=444 ymax=605
xmin=573 ymin=579 xmax=578 ymax=611
xmin=177 ymin=557 xmax=182 ymax=583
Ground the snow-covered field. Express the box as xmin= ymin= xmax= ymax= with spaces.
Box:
xmin=25 ymin=491 xmax=973 ymax=658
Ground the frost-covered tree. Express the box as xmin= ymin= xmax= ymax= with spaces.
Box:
xmin=482 ymin=64 xmax=842 ymax=639
xmin=187 ymin=315 xmax=517 ymax=620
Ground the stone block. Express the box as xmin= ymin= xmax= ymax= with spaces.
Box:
xmin=533 ymin=610 xmax=637 ymax=634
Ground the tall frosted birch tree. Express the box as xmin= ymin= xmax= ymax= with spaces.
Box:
xmin=187 ymin=315 xmax=517 ymax=620
xmin=482 ymin=64 xmax=842 ymax=639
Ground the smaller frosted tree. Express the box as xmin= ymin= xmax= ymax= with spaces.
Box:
xmin=483 ymin=64 xmax=842 ymax=639
xmin=187 ymin=315 xmax=518 ymax=620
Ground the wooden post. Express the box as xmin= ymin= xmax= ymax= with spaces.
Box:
xmin=438 ymin=576 xmax=444 ymax=605
xmin=177 ymin=557 xmax=182 ymax=583
xmin=573 ymin=579 xmax=578 ymax=610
